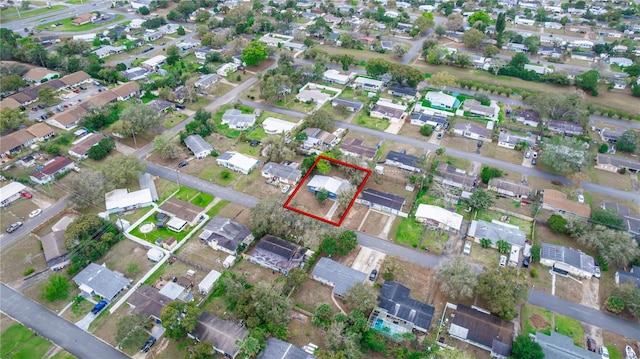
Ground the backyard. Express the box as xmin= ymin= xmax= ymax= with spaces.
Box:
xmin=353 ymin=112 xmax=390 ymax=131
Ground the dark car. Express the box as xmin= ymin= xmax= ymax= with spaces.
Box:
xmin=38 ymin=104 xmax=46 ymax=109
xmin=40 ymin=114 xmax=48 ymax=120
xmin=79 ymin=86 xmax=87 ymax=90
xmin=522 ymin=257 xmax=530 ymax=268
xmin=91 ymin=300 xmax=108 ymax=314
xmin=369 ymin=269 xmax=377 ymax=281
xmin=436 ymin=133 xmax=443 ymax=140
xmin=586 ymin=338 xmax=596 ymax=352
xmin=141 ymin=337 xmax=156 ymax=353
xmin=531 ymin=158 xmax=537 ymax=165
xmin=178 ymin=161 xmax=188 ymax=168
xmin=175 ymin=104 xmax=186 ymax=110
xmin=6 ymin=222 xmax=23 ymax=233
xmin=477 ymin=140 xmax=483 ymax=147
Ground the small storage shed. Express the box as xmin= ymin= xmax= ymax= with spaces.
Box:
xmin=198 ymin=269 xmax=222 ymax=295
xmin=147 ymin=248 xmax=164 ymax=262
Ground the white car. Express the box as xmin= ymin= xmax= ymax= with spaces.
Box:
xmin=463 ymin=241 xmax=472 ymax=255
xmin=499 ymin=255 xmax=507 ymax=267
xmin=29 ymin=209 xmax=42 ymax=218
xmin=532 ymin=152 xmax=538 ymax=159
xmin=578 ymin=194 xmax=585 ymax=203
xmin=281 ymin=185 xmax=291 ymax=194
xmin=594 ymin=266 xmax=601 ymax=278
xmin=600 ymin=346 xmax=610 ymax=359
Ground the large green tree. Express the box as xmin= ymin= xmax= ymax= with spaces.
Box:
xmin=477 ymin=267 xmax=528 ymax=320
xmin=115 ymin=314 xmax=148 ymax=349
xmin=436 ymin=255 xmax=477 ymax=300
xmin=575 ymin=70 xmax=600 ymax=95
xmin=41 ymin=274 xmax=70 ymax=302
xmin=102 ymin=155 xmax=146 ymax=188
xmin=511 ymin=334 xmax=544 ymax=359
xmin=577 ymin=225 xmax=640 ymax=268
xmin=461 ymin=28 xmax=485 ymax=48
xmin=241 ymin=40 xmax=269 ymax=66
xmin=540 ymin=137 xmax=591 ymax=174
xmin=343 ymin=283 xmax=377 ymax=312
xmin=616 ymin=130 xmax=638 ymax=153
xmin=468 ymin=190 xmax=494 ymax=210
xmin=160 ymin=301 xmax=201 ymax=339
xmin=0 ymin=107 xmax=28 ymax=132
xmin=365 ymin=58 xmax=390 ymax=78
xmin=590 ymin=208 xmax=625 ymax=230
xmin=117 ymin=105 xmax=164 ymax=136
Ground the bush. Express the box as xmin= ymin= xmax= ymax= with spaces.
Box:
xmin=23 ymin=268 xmax=35 ymax=276
xmin=605 ymin=296 xmax=625 ymax=313
xmin=420 ymin=125 xmax=433 ymax=137
xmin=598 ymin=143 xmax=609 ymax=153
xmin=531 ymin=244 xmax=541 ymax=262
xmin=530 ymin=268 xmax=538 ymax=278
xmin=547 ymin=214 xmax=567 ymax=233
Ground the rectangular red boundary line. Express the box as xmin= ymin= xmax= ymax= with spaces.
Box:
xmin=283 ymin=155 xmax=372 ymax=226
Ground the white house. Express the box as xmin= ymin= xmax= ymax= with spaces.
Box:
xmin=540 ymin=243 xmax=595 ymax=278
xmin=141 ymin=55 xmax=167 ymax=70
xmin=221 ymin=109 xmax=257 ymax=130
xmin=323 ymin=69 xmax=353 ymax=85
xmin=261 ymin=117 xmax=297 ymax=135
xmin=217 ymin=63 xmax=239 ymax=77
xmin=370 ymin=99 xmax=408 ymax=123
xmin=184 ymin=134 xmax=213 ymax=159
xmin=497 ymin=132 xmax=533 ymax=150
xmin=514 ymin=16 xmax=535 ymax=26
xmin=353 ymin=77 xmax=384 ymax=92
xmin=0 ymin=182 xmax=27 ymax=208
xmin=216 ymin=152 xmax=260 ymax=174
xmin=415 ymin=204 xmax=463 ymax=232
xmin=424 ymin=91 xmax=457 ymax=110
xmin=104 ymin=188 xmax=154 ymax=214
xmin=307 ymin=175 xmax=352 ymax=199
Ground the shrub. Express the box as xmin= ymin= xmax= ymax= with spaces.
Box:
xmin=605 ymin=296 xmax=625 ymax=313
xmin=480 ymin=238 xmax=492 ymax=248
xmin=420 ymin=125 xmax=433 ymax=137
xmin=547 ymin=214 xmax=567 ymax=233
xmin=530 ymin=268 xmax=538 ymax=278
xmin=531 ymin=244 xmax=541 ymax=262
xmin=220 ymin=170 xmax=231 ymax=179
xmin=23 ymin=268 xmax=35 ymax=276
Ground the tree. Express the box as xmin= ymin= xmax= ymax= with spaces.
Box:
xmin=87 ymin=137 xmax=116 ymax=160
xmin=436 ymin=255 xmax=477 ymax=300
xmin=511 ymin=334 xmax=544 ymax=359
xmin=420 ymin=125 xmax=433 ymax=137
xmin=614 ymin=281 xmax=640 ymax=319
xmin=445 ymin=13 xmax=463 ymax=31
xmin=138 ymin=5 xmax=150 ymax=15
xmin=605 ymin=296 xmax=625 ymax=313
xmin=496 ymin=12 xmax=506 ymax=34
xmin=480 ymin=238 xmax=493 ymax=248
xmin=468 ymin=11 xmax=490 ymax=28
xmin=461 ymin=28 xmax=485 ymax=48
xmin=365 ymin=58 xmax=390 ymax=78
xmin=68 ymin=170 xmax=113 ymax=209
xmin=188 ymin=341 xmax=215 ymax=359
xmin=102 ymin=155 xmax=146 ymax=188
xmin=468 ymin=190 xmax=494 ymax=210
xmin=119 ymin=106 xmax=163 ymax=136
xmin=598 ymin=143 xmax=609 ymax=153
xmin=153 ymin=133 xmax=182 ymax=160
xmin=577 ymin=225 xmax=640 ymax=268
xmin=343 ymin=283 xmax=377 ymax=312
xmin=262 ymin=134 xmax=295 ymax=163
xmin=304 ymin=108 xmax=334 ymax=132
xmin=38 ymin=86 xmax=56 ymax=106
xmin=477 ymin=267 xmax=528 ymax=320
xmin=337 ymin=187 xmax=357 ymax=208
xmin=540 ymin=137 xmax=590 ymax=174
xmin=41 ymin=274 xmax=69 ymax=302
xmin=547 ymin=214 xmax=567 ymax=233
xmin=161 ymin=301 xmax=201 ymax=339
xmin=0 ymin=107 xmax=28 ymax=132
xmin=241 ymin=41 xmax=269 ymax=66
xmin=575 ymin=70 xmax=600 ymax=95
xmin=429 ymin=71 xmax=458 ymax=89
xmin=590 ymin=209 xmax=624 ymax=230
xmin=524 ymin=92 xmax=586 ymax=122
xmin=116 ymin=314 xmax=148 ymax=349
xmin=497 ymin=240 xmax=511 ymax=254
xmin=312 ymin=303 xmax=334 ymax=328
xmin=177 ymin=25 xmax=185 ymax=35
xmin=0 ymin=74 xmax=26 ymax=92
xmin=260 ymin=74 xmax=292 ymax=102
xmin=480 ymin=166 xmax=502 ymax=184
xmin=483 ymin=45 xmax=500 ymax=58
xmin=392 ymin=44 xmax=407 ymax=58
xmin=616 ymin=130 xmax=638 ymax=153
xmin=414 ymin=12 xmax=434 ymax=35
xmin=531 ymin=244 xmax=541 ymax=262
xmin=237 ymin=337 xmax=261 ymax=357
xmin=316 ymin=189 xmax=329 ymax=204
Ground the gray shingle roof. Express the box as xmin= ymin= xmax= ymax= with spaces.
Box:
xmin=467 ymin=220 xmax=526 ymax=247
xmin=184 ymin=135 xmax=213 ymax=155
xmin=73 ymin=263 xmax=131 ymax=300
xmin=262 ymin=162 xmax=302 ymax=182
xmin=541 ymin=243 xmax=595 ymax=273
xmin=378 ymin=281 xmax=435 ymax=331
xmin=385 ymin=150 xmax=420 ymax=168
xmin=199 ymin=216 xmax=251 ymax=252
xmin=192 ymin=312 xmax=248 ymax=358
xmin=257 ymin=338 xmax=315 ymax=359
xmin=361 ymin=189 xmax=405 ymax=211
xmin=534 ymin=331 xmax=601 ymax=359
xmin=312 ymin=257 xmax=367 ymax=296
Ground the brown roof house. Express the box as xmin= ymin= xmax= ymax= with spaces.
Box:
xmin=80 ymin=90 xmax=118 ymax=110
xmin=27 ymin=123 xmax=56 ymax=142
xmin=126 ymin=285 xmax=173 ymax=323
xmin=542 ymin=189 xmax=591 ymax=219
xmin=487 ymin=178 xmax=531 ymax=200
xmin=189 ymin=312 xmax=249 ymax=358
xmin=46 ymin=107 xmax=88 ymax=130
xmin=339 ymin=137 xmax=377 ymax=160
xmin=433 ymin=162 xmax=476 ymax=200
xmin=159 ymin=198 xmax=203 ymax=225
xmin=23 ymin=68 xmax=60 ymax=83
xmin=68 ymin=133 xmax=108 ymax=159
xmin=111 ymin=82 xmax=140 ymax=101
xmin=60 ymin=71 xmax=92 ymax=87
xmin=244 ymin=235 xmax=308 ymax=276
xmin=71 ymin=13 xmax=95 ymax=26
xmin=29 ymin=156 xmax=75 ymax=185
xmin=41 ymin=231 xmax=69 ymax=271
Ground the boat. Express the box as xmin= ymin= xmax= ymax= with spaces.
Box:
xmin=627 ymin=345 xmax=638 ymax=359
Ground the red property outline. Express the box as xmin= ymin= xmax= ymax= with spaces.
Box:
xmin=283 ymin=155 xmax=371 ymax=226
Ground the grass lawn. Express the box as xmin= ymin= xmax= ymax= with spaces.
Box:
xmin=521 ymin=304 xmax=552 ymax=335
xmin=441 ymin=155 xmax=471 ymax=170
xmin=162 ymin=113 xmax=188 ymax=129
xmin=422 ymin=229 xmax=448 ymax=254
xmin=215 ymin=124 xmax=243 ymax=139
xmin=1 ymin=324 xmax=34 ymax=358
xmin=50 ymin=351 xmax=76 ymax=359
xmin=392 ymin=218 xmax=424 ymax=248
xmin=185 ymin=96 xmax=211 ymax=111
xmin=607 ymin=345 xmax=622 ymax=359
xmin=130 ymin=221 xmax=191 ymax=244
xmin=353 ymin=112 xmax=390 ymax=131
xmin=190 ymin=192 xmax=214 ymax=208
xmin=233 ymin=168 xmax=261 ymax=192
xmin=336 ymin=88 xmax=370 ymax=103
xmin=246 ymin=126 xmax=268 ymax=141
xmin=206 ymin=200 xmax=229 ymax=217
xmin=11 ymin=335 xmax=51 ymax=359
xmin=156 ymin=178 xmax=179 ymax=202
xmin=0 ymin=5 xmax=66 ymax=22
xmin=234 ymin=142 xmax=261 ymax=157
xmin=36 ymin=14 xmax=124 ymax=32
xmin=475 ymin=208 xmax=533 ymax=235
xmin=317 ymin=44 xmax=399 ymax=63
xmin=554 ymin=314 xmax=585 ymax=347
xmin=198 ymin=165 xmax=238 ymax=186
xmin=173 ymin=186 xmax=201 ymax=202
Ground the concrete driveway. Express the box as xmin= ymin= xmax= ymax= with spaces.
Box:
xmin=351 ymin=247 xmax=386 ymax=279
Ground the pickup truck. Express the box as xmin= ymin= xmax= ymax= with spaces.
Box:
xmin=91 ymin=300 xmax=108 ymax=314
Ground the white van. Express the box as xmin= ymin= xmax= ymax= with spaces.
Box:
xmin=509 ymin=246 xmax=520 ymax=267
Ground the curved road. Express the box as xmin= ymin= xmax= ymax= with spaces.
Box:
xmin=0 ymin=283 xmax=129 ymax=359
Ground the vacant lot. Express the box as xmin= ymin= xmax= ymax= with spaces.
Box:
xmin=101 ymin=239 xmax=155 ymax=283
xmin=1 ymin=323 xmax=54 ymax=359
xmin=292 ymin=278 xmax=340 ymax=314
xmin=360 ymin=210 xmax=390 ymax=237
xmin=521 ymin=304 xmax=552 ymax=336
xmin=287 ymin=185 xmax=334 ymax=219
xmin=216 ymin=202 xmax=250 ymax=225
xmin=442 ymin=134 xmax=482 ymax=153
xmin=481 ymin=143 xmax=524 ymax=165
xmin=342 ymin=203 xmax=369 ymax=230
xmin=0 ymin=233 xmax=47 ymax=284
xmin=391 ymin=217 xmax=423 ymax=248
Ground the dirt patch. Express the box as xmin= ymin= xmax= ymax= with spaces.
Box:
xmin=1 ymin=233 xmax=47 ymax=284
xmin=581 ymin=277 xmax=600 ymax=310
xmin=530 ymin=314 xmax=550 ymax=330
xmin=101 ymin=240 xmax=155 ymax=283
xmin=216 ymin=202 xmax=251 ymax=225
xmin=336 ymin=245 xmax=361 ymax=268
xmin=442 ymin=134 xmax=480 ymax=153
xmin=287 ymin=313 xmax=328 ymax=350
xmin=603 ymin=330 xmax=639 ymax=358
xmin=287 ymin=185 xmax=333 ymax=219
xmin=241 ymin=176 xmax=283 ymax=199
xmin=360 ymin=211 xmax=390 ymax=237
xmin=292 ymin=279 xmax=340 ymax=314
xmin=231 ymin=258 xmax=282 ymax=286
xmin=342 ymin=204 xmax=368 ymax=230
xmin=554 ymin=275 xmax=583 ymax=303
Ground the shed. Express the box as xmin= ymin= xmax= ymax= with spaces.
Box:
xmin=198 ymin=269 xmax=222 ymax=294
xmin=147 ymin=247 xmax=164 ymax=262
xmin=167 ymin=217 xmax=188 ymax=232
xmin=223 ymin=255 xmax=236 ymax=268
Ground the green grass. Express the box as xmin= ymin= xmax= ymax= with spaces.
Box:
xmin=156 ymin=178 xmax=180 ymax=202
xmin=246 ymin=127 xmax=268 ymax=141
xmin=607 ymin=345 xmax=622 ymax=359
xmin=393 ymin=218 xmax=424 ymax=248
xmin=198 ymin=165 xmax=238 ymax=186
xmin=235 ymin=142 xmax=261 ymax=157
xmin=441 ymin=155 xmax=471 ymax=170
xmin=353 ymin=112 xmax=390 ymax=131
xmin=36 ymin=14 xmax=124 ymax=32
xmin=521 ymin=304 xmax=552 ymax=335
xmin=11 ymin=336 xmax=51 ymax=359
xmin=206 ymin=200 xmax=229 ymax=217
xmin=130 ymin=221 xmax=191 ymax=244
xmin=66 ymin=0 xmax=88 ymax=4
xmin=554 ymin=314 xmax=584 ymax=347
xmin=233 ymin=168 xmax=261 ymax=191
xmin=143 ymin=262 xmax=167 ymax=286
xmin=186 ymin=96 xmax=212 ymax=111
xmin=0 ymin=5 xmax=66 ymax=22
xmin=173 ymin=186 xmax=200 ymax=202
xmin=50 ymin=351 xmax=76 ymax=359
xmin=190 ymin=192 xmax=214 ymax=208
xmin=1 ymin=324 xmax=34 ymax=358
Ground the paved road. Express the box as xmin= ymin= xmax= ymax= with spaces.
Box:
xmin=0 ymin=196 xmax=67 ymax=250
xmin=0 ymin=283 xmax=129 ymax=359
xmin=528 ymin=289 xmax=640 ymax=342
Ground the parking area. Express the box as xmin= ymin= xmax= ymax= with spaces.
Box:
xmin=350 ymin=247 xmax=386 ymax=280
xmin=27 ymin=82 xmax=103 ymax=121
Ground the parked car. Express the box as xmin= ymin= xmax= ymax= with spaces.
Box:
xmin=29 ymin=209 xmax=42 ymax=218
xmin=578 ymin=194 xmax=585 ymax=203
xmin=37 ymin=104 xmax=46 ymax=109
xmin=91 ymin=300 xmax=108 ymax=314
xmin=281 ymin=185 xmax=291 ymax=193
xmin=600 ymin=346 xmax=610 ymax=359
xmin=175 ymin=104 xmax=186 ymax=110
xmin=587 ymin=338 xmax=596 ymax=352
xmin=463 ymin=241 xmax=472 ymax=255
xmin=21 ymin=191 xmax=32 ymax=199
xmin=40 ymin=114 xmax=48 ymax=120
xmin=369 ymin=269 xmax=378 ymax=281
xmin=436 ymin=133 xmax=443 ymax=140
xmin=178 ymin=161 xmax=188 ymax=168
xmin=477 ymin=140 xmax=483 ymax=148
xmin=522 ymin=257 xmax=530 ymax=268
xmin=79 ymin=86 xmax=87 ymax=90
xmin=525 ymin=151 xmax=531 ymax=158
xmin=532 ymin=152 xmax=538 ymax=159
xmin=6 ymin=222 xmax=23 ymax=233
xmin=531 ymin=158 xmax=537 ymax=165
xmin=499 ymin=255 xmax=507 ymax=267
xmin=594 ymin=266 xmax=601 ymax=278
xmin=141 ymin=337 xmax=156 ymax=353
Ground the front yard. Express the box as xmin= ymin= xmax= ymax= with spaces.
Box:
xmin=353 ymin=112 xmax=390 ymax=131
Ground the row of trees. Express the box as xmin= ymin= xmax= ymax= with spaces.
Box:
xmin=364 ymin=58 xmax=424 ymax=87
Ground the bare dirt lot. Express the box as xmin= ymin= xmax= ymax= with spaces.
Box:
xmin=1 ymin=233 xmax=47 ymax=284
xmin=287 ymin=185 xmax=334 ymax=219
xmin=360 ymin=210 xmax=391 ymax=237
xmin=342 ymin=203 xmax=368 ymax=230
xmin=292 ymin=279 xmax=341 ymax=314
xmin=0 ymin=197 xmax=40 ymax=227
xmin=216 ymin=202 xmax=251 ymax=225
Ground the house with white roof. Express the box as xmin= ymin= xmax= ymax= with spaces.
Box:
xmin=424 ymin=91 xmax=458 ymax=110
xmin=261 ymin=117 xmax=297 ymax=135
xmin=221 ymin=109 xmax=258 ymax=130
xmin=323 ymin=69 xmax=353 ymax=85
xmin=415 ymin=204 xmax=463 ymax=232
xmin=141 ymin=55 xmax=167 ymax=70
xmin=216 ymin=152 xmax=260 ymax=174
xmin=370 ymin=99 xmax=408 ymax=123
xmin=467 ymin=220 xmax=526 ymax=249
xmin=217 ymin=63 xmax=239 ymax=77
xmin=353 ymin=77 xmax=384 ymax=92
xmin=0 ymin=182 xmax=27 ymax=208
xmin=104 ymin=188 xmax=154 ymax=214
xmin=307 ymin=175 xmax=352 ymax=199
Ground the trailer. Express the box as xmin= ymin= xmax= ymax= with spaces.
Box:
xmin=508 ymin=246 xmax=520 ymax=267
xmin=198 ymin=269 xmax=221 ymax=295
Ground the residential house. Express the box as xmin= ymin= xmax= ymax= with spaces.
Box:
xmin=467 ymin=219 xmax=527 ymax=249
xmin=542 ymin=189 xmax=591 ymax=218
xmin=424 ymin=91 xmax=458 ymax=110
xmin=453 ymin=122 xmax=489 ymax=140
xmin=60 ymin=71 xmax=92 ymax=88
xmin=358 ymin=189 xmax=406 ymax=216
xmin=385 ymin=150 xmax=421 ymax=172
xmin=307 ymin=175 xmax=352 ymax=199
xmin=194 ymin=74 xmax=220 ymax=89
xmin=126 ymin=285 xmax=173 ymax=323
xmin=27 ymin=123 xmax=56 ymax=142
xmin=216 ymin=152 xmax=260 ymax=174
xmin=71 ymin=13 xmax=95 ymax=26
xmin=415 ymin=204 xmax=464 ymax=232
xmin=73 ymin=263 xmax=131 ymax=301
xmin=80 ymin=91 xmax=118 ymax=110
xmin=601 ymin=202 xmax=640 ymax=237
xmin=301 ymin=128 xmax=338 ymax=153
xmin=513 ymin=110 xmax=540 ymax=127
xmin=190 ymin=312 xmax=249 ymax=358
xmin=433 ymin=162 xmax=477 ymax=198
xmin=46 ymin=107 xmax=88 ymax=130
xmin=296 ymin=89 xmax=332 ymax=105
xmin=463 ymin=100 xmax=499 ymax=120
xmin=257 ymin=338 xmax=316 ymax=359
xmin=533 ymin=331 xmax=600 ymax=359
xmin=370 ymin=99 xmax=407 ymax=123
xmin=141 ymin=55 xmax=167 ymax=70
xmin=488 ymin=178 xmax=531 ymax=200
xmin=410 ymin=112 xmax=447 ymax=127
xmin=388 ymin=84 xmax=418 ymax=101
xmin=514 ymin=15 xmax=535 ymax=26
xmin=447 ymin=303 xmax=514 ymax=359
xmin=262 ymin=117 xmax=297 ymax=135
xmin=245 ymin=235 xmax=307 ymax=275
xmin=600 ymin=127 xmax=626 ymax=143
xmin=111 ymin=82 xmax=140 ymax=101
xmin=261 ymin=162 xmax=302 ymax=185
xmin=40 ymin=230 xmax=69 ymax=271
xmin=615 ymin=266 xmax=640 ymax=289
xmin=23 ymin=68 xmax=60 ymax=83
xmin=92 ymin=45 xmax=125 ymax=59
xmin=29 ymin=156 xmax=75 ymax=185
xmin=570 ymin=52 xmax=595 ymax=62
xmin=68 ymin=133 xmax=108 ymax=159
xmin=0 ymin=98 xmax=22 ymax=110
xmin=505 ymin=42 xmax=529 ymax=53
xmin=104 ymin=188 xmax=154 ymax=214
xmin=148 ymin=99 xmax=174 ymax=114
xmin=121 ymin=67 xmax=149 ymax=81
xmin=221 ymin=109 xmax=258 ymax=130
xmin=184 ymin=135 xmax=213 ymax=159
xmin=7 ymin=92 xmax=36 ymax=107
xmin=497 ymin=131 xmax=534 ymax=150
xmin=312 ymin=257 xmax=367 ymax=297
xmin=159 ymin=197 xmax=203 ymax=225
xmin=199 ymin=216 xmax=253 ymax=254
xmin=609 ymin=57 xmax=633 ymax=68
xmin=370 ymin=281 xmax=435 ymax=337
xmin=217 ymin=62 xmax=239 ymax=77
xmin=322 ymin=69 xmax=353 ymax=85
xmin=596 ymin=154 xmax=640 ymax=173
xmin=0 ymin=182 xmax=27 ymax=207
xmin=332 ymin=98 xmax=363 ymax=112
xmin=340 ymin=137 xmax=377 ymax=160
xmin=540 ymin=243 xmax=595 ymax=278
xmin=353 ymin=77 xmax=384 ymax=92
xmin=538 ymin=46 xmax=562 ymax=58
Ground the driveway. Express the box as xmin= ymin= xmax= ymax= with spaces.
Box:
xmin=351 ymin=247 xmax=386 ymax=276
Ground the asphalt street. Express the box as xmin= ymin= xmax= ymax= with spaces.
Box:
xmin=0 ymin=283 xmax=129 ymax=359
xmin=0 ymin=196 xmax=68 ymax=250
xmin=528 ymin=289 xmax=640 ymax=342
